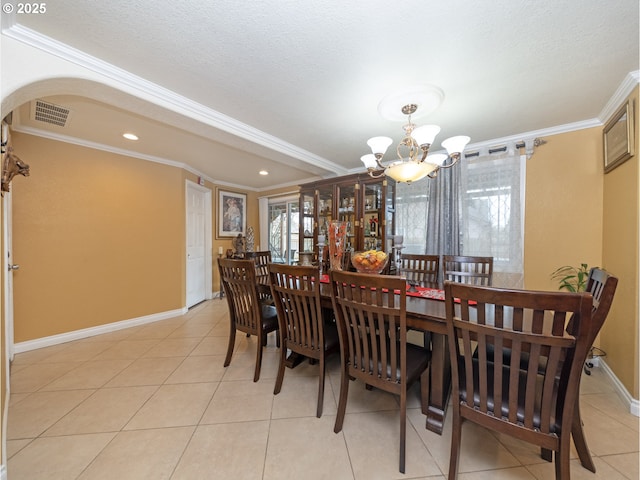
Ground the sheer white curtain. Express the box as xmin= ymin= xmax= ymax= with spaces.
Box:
xmin=460 ymin=147 xmax=525 ymax=287
xmin=395 ymin=144 xmax=525 ymax=288
xmin=395 ymin=181 xmax=429 ymax=254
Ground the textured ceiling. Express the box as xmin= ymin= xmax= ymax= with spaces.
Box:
xmin=3 ymin=0 xmax=639 ymax=190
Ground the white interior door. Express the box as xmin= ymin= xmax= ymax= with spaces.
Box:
xmin=186 ymin=181 xmax=211 ymax=308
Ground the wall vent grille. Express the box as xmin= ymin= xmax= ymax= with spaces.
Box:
xmin=32 ymin=100 xmax=71 ymax=127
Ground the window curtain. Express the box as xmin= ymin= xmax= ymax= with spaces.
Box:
xmin=258 ymin=197 xmax=269 ymax=251
xmin=395 ymin=181 xmax=429 ymax=254
xmin=425 ymin=165 xmax=461 ymax=257
xmin=395 ymin=144 xmax=524 ymax=288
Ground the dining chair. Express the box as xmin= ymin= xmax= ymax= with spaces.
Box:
xmin=399 ymin=253 xmax=439 ymax=287
xmin=329 ymin=270 xmax=431 ymax=474
xmin=268 ymin=263 xmax=340 ymax=417
xmin=444 ymin=282 xmax=593 ymax=480
xmin=219 ymin=258 xmax=279 ymax=382
xmin=477 ymin=267 xmax=619 ymax=472
xmin=443 ymin=255 xmax=493 ymax=286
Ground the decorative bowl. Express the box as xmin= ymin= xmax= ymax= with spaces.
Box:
xmin=351 ymin=250 xmax=389 ymax=274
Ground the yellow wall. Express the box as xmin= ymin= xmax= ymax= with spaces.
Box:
xmin=601 ymin=88 xmax=639 ymax=398
xmin=524 ymin=127 xmax=604 ymax=291
xmin=11 ymin=132 xmax=186 ymax=341
xmin=10 ymin=133 xmax=258 ymax=343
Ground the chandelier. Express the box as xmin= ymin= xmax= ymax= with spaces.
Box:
xmin=360 ymin=86 xmax=470 ymax=183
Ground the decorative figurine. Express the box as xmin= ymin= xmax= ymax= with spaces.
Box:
xmin=232 ymin=233 xmax=246 ymax=258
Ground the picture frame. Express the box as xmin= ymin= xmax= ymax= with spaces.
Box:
xmin=604 ymin=99 xmax=635 ymax=173
xmin=217 ymin=189 xmax=247 ymax=238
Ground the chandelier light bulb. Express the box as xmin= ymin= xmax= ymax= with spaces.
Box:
xmin=441 ymin=135 xmax=471 ymax=156
xmin=411 ymin=124 xmax=441 ymax=147
xmin=367 ymin=136 xmax=393 ymax=156
xmin=360 ymin=154 xmax=378 ymax=169
xmin=426 ymin=153 xmax=449 ymax=166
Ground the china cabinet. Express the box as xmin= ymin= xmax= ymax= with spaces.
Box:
xmin=298 ymin=173 xmax=396 ymax=266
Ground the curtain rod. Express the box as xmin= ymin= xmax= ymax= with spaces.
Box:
xmin=464 ymin=137 xmax=546 ymax=158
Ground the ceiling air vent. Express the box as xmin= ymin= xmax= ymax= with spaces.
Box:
xmin=31 ymin=99 xmax=71 ymax=127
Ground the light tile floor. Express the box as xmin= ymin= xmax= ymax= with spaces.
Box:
xmin=6 ymin=299 xmax=640 ymax=479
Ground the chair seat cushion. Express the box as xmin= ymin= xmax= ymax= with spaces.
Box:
xmin=261 ymin=304 xmax=279 ymax=332
xmin=323 ymin=321 xmax=340 ymax=351
xmin=458 ymin=357 xmax=558 ymax=431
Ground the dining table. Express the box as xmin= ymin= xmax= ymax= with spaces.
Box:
xmin=257 ymin=272 xmax=451 ymax=435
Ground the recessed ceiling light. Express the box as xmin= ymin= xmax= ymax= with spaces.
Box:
xmin=123 ymin=133 xmax=138 ymax=141
xmin=259 ymin=170 xmax=269 ymax=175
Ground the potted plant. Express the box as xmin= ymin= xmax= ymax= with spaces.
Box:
xmin=550 ymin=263 xmax=590 ymax=292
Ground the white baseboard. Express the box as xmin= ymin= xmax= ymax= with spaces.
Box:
xmin=0 ymin=464 xmax=6 ymax=480
xmin=13 ymin=307 xmax=188 ymax=354
xmin=599 ymin=358 xmax=640 ymax=417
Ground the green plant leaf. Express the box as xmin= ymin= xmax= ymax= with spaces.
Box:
xmin=550 ymin=263 xmax=590 ymax=292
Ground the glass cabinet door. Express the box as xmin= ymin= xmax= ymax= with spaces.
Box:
xmin=337 ymin=183 xmax=357 ymax=251
xmin=362 ymin=181 xmax=384 ymax=251
xmin=316 ymin=186 xmax=333 ymax=240
xmin=384 ymin=179 xmax=395 ymax=255
xmin=301 ymin=191 xmax=315 ymax=255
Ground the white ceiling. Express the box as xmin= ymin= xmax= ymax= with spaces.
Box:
xmin=3 ymin=0 xmax=639 ymax=190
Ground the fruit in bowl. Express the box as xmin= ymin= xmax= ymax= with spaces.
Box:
xmin=351 ymin=250 xmax=389 ymax=274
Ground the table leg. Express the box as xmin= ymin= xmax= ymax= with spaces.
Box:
xmin=425 ymin=332 xmax=451 ymax=434
xmin=284 ymin=352 xmax=305 ymax=368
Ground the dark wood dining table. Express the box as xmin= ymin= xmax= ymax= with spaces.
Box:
xmin=257 ymin=273 xmax=451 ymax=435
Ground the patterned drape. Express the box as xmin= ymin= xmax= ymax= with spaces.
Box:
xmin=425 ymin=165 xmax=461 ymax=258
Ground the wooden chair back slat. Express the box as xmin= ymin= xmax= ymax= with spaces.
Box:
xmin=399 ymin=254 xmax=439 ymax=287
xmin=269 ymin=264 xmax=324 ymax=354
xmin=219 ymin=258 xmax=262 ymax=334
xmin=444 ymin=255 xmax=494 ymax=286
xmin=331 ymin=272 xmax=406 ymax=387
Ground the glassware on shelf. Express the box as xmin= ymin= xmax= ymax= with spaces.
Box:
xmin=328 ymin=221 xmax=347 ymax=271
xmin=317 ymin=234 xmax=326 ymax=275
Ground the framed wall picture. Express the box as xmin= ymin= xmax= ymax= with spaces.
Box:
xmin=217 ymin=189 xmax=247 ymax=238
xmin=604 ymin=99 xmax=635 ymax=173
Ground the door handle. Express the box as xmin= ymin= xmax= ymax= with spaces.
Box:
xmin=8 ymin=264 xmax=19 ymax=271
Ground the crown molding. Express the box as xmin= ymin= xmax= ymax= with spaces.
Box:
xmin=3 ymin=24 xmax=348 ymax=177
xmin=599 ymin=70 xmax=640 ymax=123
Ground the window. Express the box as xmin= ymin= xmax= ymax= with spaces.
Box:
xmin=266 ymin=197 xmax=299 ymax=264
